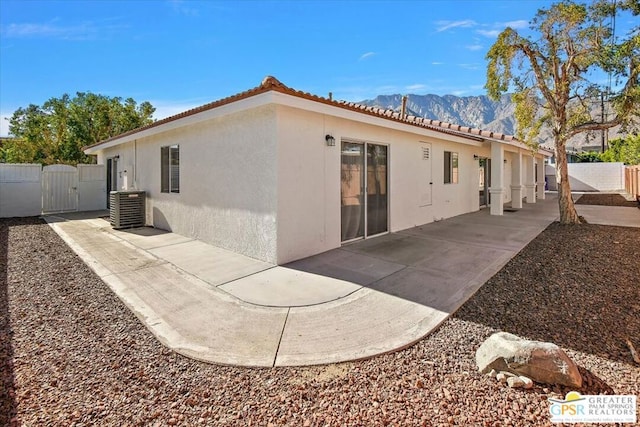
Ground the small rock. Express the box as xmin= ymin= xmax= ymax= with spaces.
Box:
xmin=520 ymin=376 xmax=534 ymax=389
xmin=496 ymin=372 xmax=507 ymax=383
xmin=507 ymin=376 xmax=525 ymax=388
xmin=487 ymin=369 xmax=497 ymax=378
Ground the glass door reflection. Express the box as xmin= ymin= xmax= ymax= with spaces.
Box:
xmin=341 ymin=141 xmax=388 ymax=242
xmin=341 ymin=142 xmax=365 ymax=241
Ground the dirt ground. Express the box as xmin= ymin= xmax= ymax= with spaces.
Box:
xmin=575 ymin=193 xmax=638 ymax=207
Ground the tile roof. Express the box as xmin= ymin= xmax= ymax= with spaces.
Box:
xmin=84 ymin=76 xmax=551 ymax=155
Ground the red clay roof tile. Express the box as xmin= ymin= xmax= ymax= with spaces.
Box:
xmin=84 ymin=76 xmax=546 ymax=153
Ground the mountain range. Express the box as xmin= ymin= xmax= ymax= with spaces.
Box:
xmin=359 ymin=93 xmax=620 ymax=151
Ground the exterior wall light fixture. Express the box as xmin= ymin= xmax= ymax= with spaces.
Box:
xmin=473 ymin=154 xmax=479 ymax=160
xmin=325 ymin=134 xmax=336 ymax=146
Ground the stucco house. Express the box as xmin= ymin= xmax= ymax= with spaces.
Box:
xmin=84 ymin=76 xmax=552 ymax=265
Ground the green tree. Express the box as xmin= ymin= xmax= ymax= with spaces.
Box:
xmin=576 ymin=150 xmax=604 ymax=162
xmin=600 ymin=134 xmax=640 ymax=164
xmin=3 ymin=93 xmax=155 ymax=165
xmin=486 ymin=0 xmax=639 ymax=224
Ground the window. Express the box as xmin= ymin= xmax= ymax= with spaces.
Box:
xmin=161 ymin=145 xmax=180 ymax=193
xmin=444 ymin=151 xmax=459 ymax=184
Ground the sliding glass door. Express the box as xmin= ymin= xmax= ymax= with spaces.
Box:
xmin=366 ymin=144 xmax=388 ymax=236
xmin=341 ymin=141 xmax=388 ymax=242
xmin=341 ymin=142 xmax=365 ymax=241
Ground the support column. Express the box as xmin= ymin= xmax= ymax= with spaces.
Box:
xmin=525 ymin=155 xmax=536 ymax=203
xmin=536 ymin=158 xmax=546 ymax=200
xmin=510 ymin=151 xmax=523 ymax=209
xmin=490 ymin=141 xmax=504 ymax=215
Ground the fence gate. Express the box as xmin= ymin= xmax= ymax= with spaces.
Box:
xmin=42 ymin=165 xmax=79 ymax=213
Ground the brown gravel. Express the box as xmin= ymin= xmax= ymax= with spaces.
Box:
xmin=2 ymin=217 xmax=639 ymax=426
xmin=575 ymin=193 xmax=638 ymax=207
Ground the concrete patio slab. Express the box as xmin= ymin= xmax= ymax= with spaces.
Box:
xmin=51 ymin=221 xmax=121 ymax=247
xmin=284 ymin=248 xmax=405 ymax=286
xmin=410 ymin=238 xmax=512 ymax=280
xmin=576 ymin=205 xmax=640 ymax=227
xmin=342 ymin=233 xmax=446 ymax=266
xmin=274 ymin=288 xmax=445 ymax=366
xmin=219 ymin=266 xmax=361 ymax=307
xmin=110 ymin=227 xmax=194 ymax=250
xmin=148 ymin=240 xmax=273 ymax=287
xmin=46 ymin=195 xmax=583 ymax=367
xmin=108 ymin=264 xmax=288 ymax=367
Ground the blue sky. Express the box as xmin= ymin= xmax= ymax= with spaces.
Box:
xmin=0 ymin=0 xmax=636 ymax=137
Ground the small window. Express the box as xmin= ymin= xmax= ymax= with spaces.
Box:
xmin=444 ymin=151 xmax=459 ymax=184
xmin=161 ymin=145 xmax=180 ymax=193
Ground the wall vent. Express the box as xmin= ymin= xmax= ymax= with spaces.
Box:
xmin=109 ymin=190 xmax=146 ymax=229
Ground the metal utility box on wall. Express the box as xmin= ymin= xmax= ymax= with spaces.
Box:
xmin=110 ymin=190 xmax=146 ymax=229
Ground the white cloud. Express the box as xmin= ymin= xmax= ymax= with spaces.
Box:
xmin=458 ymin=63 xmax=481 ymax=70
xmin=504 ymin=20 xmax=528 ymax=29
xmin=3 ymin=20 xmax=127 ymax=40
xmin=451 ymin=90 xmax=467 ymax=96
xmin=466 ymin=44 xmax=484 ymax=51
xmin=476 ymin=19 xmax=529 ymax=38
xmin=436 ymin=19 xmax=477 ymax=32
xmin=405 ymin=84 xmax=427 ymax=92
xmin=359 ymin=52 xmax=376 ymax=61
xmin=168 ymin=0 xmax=199 ymax=17
xmin=431 ymin=61 xmax=444 ymax=65
xmin=0 ymin=113 xmax=11 ymax=137
xmin=477 ymin=29 xmax=501 ymax=38
xmin=3 ymin=22 xmax=95 ymax=39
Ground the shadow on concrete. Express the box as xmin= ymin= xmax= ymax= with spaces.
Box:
xmin=43 ymin=210 xmax=110 ymax=223
xmin=0 ymin=218 xmax=17 ymax=426
xmin=286 ymin=198 xmax=560 ymax=314
xmin=545 ymin=165 xmax=599 ymax=192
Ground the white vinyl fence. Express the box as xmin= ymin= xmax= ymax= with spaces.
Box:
xmin=0 ymin=164 xmax=42 ymax=217
xmin=0 ymin=163 xmax=106 ymax=218
xmin=545 ymin=162 xmax=626 ymax=192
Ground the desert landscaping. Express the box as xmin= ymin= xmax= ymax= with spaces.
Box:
xmin=1 ymin=194 xmax=638 ymax=426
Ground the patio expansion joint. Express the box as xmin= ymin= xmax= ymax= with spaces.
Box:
xmin=213 ymin=265 xmax=278 ymax=290
xmin=272 ymin=307 xmax=290 ymax=367
xmin=126 ymin=238 xmax=196 ymax=251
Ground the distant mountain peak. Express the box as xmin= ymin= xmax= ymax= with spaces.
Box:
xmin=359 ymin=93 xmax=516 ymax=136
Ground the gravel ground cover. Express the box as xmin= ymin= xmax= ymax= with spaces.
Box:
xmin=1 ymin=217 xmax=639 ymax=426
xmin=574 ymin=193 xmax=638 ymax=207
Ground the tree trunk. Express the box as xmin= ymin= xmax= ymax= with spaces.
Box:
xmin=554 ymin=137 xmax=582 ymax=224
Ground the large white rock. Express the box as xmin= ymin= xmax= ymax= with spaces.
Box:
xmin=476 ymin=332 xmax=582 ymax=388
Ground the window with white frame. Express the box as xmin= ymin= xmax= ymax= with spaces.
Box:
xmin=161 ymin=145 xmax=180 ymax=193
xmin=444 ymin=151 xmax=459 ymax=184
